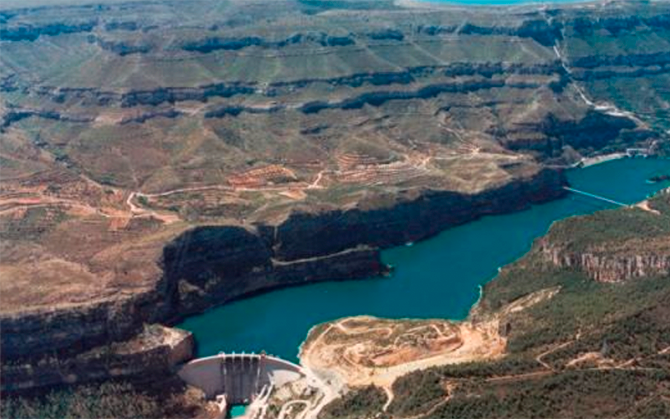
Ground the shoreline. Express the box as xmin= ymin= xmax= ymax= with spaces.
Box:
xmin=2 ymin=166 xmax=566 ymax=392
xmin=579 ymin=152 xmax=627 ymax=168
xmin=189 ymin=157 xmax=669 ymax=364
xmin=298 ymin=287 xmax=560 ymax=412
xmin=395 ymin=0 xmax=602 ymax=9
xmin=294 ymin=155 xmax=667 ymax=360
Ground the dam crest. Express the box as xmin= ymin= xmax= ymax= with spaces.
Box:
xmin=177 ymin=352 xmax=305 ymax=403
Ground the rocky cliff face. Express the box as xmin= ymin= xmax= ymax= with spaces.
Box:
xmin=265 ymin=168 xmax=564 ymax=260
xmin=1 ymin=325 xmax=193 ymax=392
xmin=0 ymin=20 xmax=96 ymax=41
xmin=540 ymin=243 xmax=670 ymax=283
xmin=501 ymin=110 xmax=643 ymax=155
xmin=2 ymin=297 xmax=148 ymax=361
xmin=8 ymin=62 xmax=563 ymax=109
xmin=167 ymin=243 xmax=385 ymax=316
xmin=1 ymin=108 xmax=93 ymax=130
xmin=149 ymin=167 xmax=564 ymax=316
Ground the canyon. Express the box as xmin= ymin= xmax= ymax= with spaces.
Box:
xmin=1 ymin=0 xmax=669 ymax=416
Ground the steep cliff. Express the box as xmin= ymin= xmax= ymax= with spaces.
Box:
xmin=0 ymin=21 xmax=96 ymax=41
xmin=501 ymin=110 xmax=643 ymax=156
xmin=1 ymin=325 xmax=193 ymax=392
xmin=541 ymin=249 xmax=670 ymax=283
xmin=166 ymin=167 xmax=564 ymax=313
xmin=537 ymin=195 xmax=670 ymax=282
xmin=264 ymin=168 xmax=564 ymax=260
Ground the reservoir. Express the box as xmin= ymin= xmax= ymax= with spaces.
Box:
xmin=179 ymin=158 xmax=670 ymax=363
xmin=422 ymin=0 xmax=591 ymax=5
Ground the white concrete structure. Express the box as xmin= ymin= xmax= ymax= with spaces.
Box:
xmin=177 ymin=353 xmax=304 ymax=403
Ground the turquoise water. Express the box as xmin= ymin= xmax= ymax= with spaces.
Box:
xmin=229 ymin=405 xmax=246 ymax=418
xmin=422 ymin=0 xmax=589 ymax=5
xmin=179 ymin=158 xmax=670 ymax=363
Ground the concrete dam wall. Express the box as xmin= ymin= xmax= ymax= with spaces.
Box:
xmin=177 ymin=353 xmax=303 ymax=403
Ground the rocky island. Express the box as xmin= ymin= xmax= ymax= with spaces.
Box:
xmin=1 ymin=0 xmax=669 ymax=417
xmin=649 ymin=174 xmax=670 ymax=183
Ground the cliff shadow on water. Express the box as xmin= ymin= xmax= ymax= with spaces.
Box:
xmin=162 ymin=167 xmax=565 ymax=321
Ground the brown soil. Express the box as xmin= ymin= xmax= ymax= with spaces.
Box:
xmin=300 ymin=287 xmax=560 ymax=390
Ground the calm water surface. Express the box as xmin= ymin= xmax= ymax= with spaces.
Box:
xmin=179 ymin=158 xmax=670 ymax=362
xmin=423 ymin=0 xmax=590 ymax=5
xmin=229 ymin=405 xmax=247 ymax=418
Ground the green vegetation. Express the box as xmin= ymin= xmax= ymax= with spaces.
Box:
xmin=374 ymin=195 xmax=670 ymax=418
xmin=542 ymin=208 xmax=670 ymax=252
xmin=388 ymin=370 xmax=445 ymax=416
xmin=428 ymin=356 xmax=541 ymax=379
xmin=2 ymin=380 xmax=205 ymax=419
xmin=137 ymin=195 xmax=149 ymax=207
xmin=650 ymin=192 xmax=670 ymax=214
xmin=319 ymin=385 xmax=387 ymax=419
xmin=429 ymin=370 xmax=670 ymax=419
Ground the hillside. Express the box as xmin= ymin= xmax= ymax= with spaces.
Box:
xmin=317 ymin=189 xmax=670 ymax=419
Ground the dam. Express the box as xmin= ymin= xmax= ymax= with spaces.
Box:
xmin=177 ymin=352 xmax=305 ymax=402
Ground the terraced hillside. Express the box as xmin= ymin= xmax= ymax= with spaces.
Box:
xmin=1 ymin=0 xmax=669 ymax=403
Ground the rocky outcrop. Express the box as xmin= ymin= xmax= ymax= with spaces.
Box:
xmin=120 ymin=84 xmax=256 ymax=107
xmin=203 ymin=75 xmax=552 ymax=118
xmin=104 ymin=21 xmax=140 ymax=31
xmin=567 ymin=13 xmax=670 ymax=37
xmin=262 ymin=168 xmax=565 ymax=260
xmin=572 ymin=64 xmax=670 ymax=81
xmin=0 ymin=74 xmax=20 ymax=92
xmin=2 ymin=298 xmax=145 ymax=362
xmin=500 ymin=110 xmax=644 ymax=157
xmin=182 ymin=32 xmax=355 ymax=53
xmin=1 ymin=325 xmax=193 ymax=392
xmin=441 ymin=62 xmax=563 ymax=78
xmin=298 ymin=77 xmax=543 ymax=114
xmin=571 ymin=51 xmax=670 ymax=70
xmin=0 ymin=271 xmax=178 ymax=362
xmin=367 ymin=28 xmax=404 ymax=41
xmin=1 ymin=108 xmax=93 ymax=130
xmin=418 ymin=19 xmax=562 ymax=47
xmin=120 ymin=109 xmax=182 ymax=124
xmin=159 ymin=226 xmax=390 ymax=316
xmin=204 ymin=104 xmax=279 ymax=118
xmin=92 ymin=36 xmax=152 ymax=55
xmin=0 ymin=21 xmax=97 ymax=41
xmin=540 ymin=244 xmax=670 ymax=283
xmin=11 ymin=61 xmax=563 ymax=108
xmin=6 ymin=84 xmax=256 ymax=108
xmin=2 ymin=19 xmax=560 ymax=52
xmin=568 ymin=51 xmax=670 ymax=80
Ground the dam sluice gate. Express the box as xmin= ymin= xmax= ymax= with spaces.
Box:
xmin=177 ymin=352 xmax=304 ymax=404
